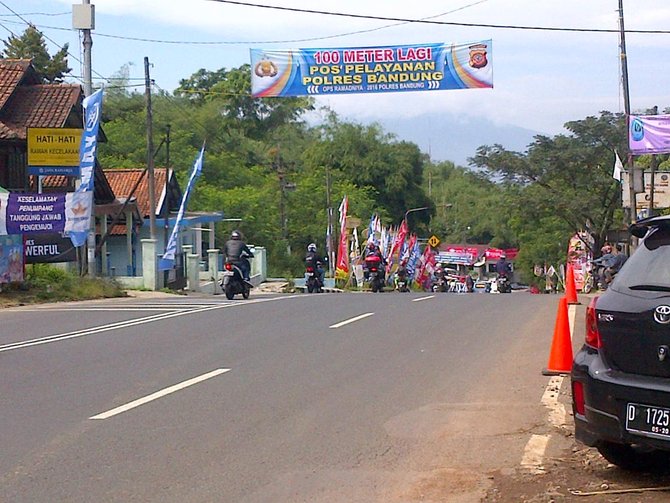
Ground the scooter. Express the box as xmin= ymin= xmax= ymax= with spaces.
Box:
xmin=305 ymin=263 xmax=323 ymax=293
xmin=365 ymin=257 xmax=384 ymax=293
xmin=496 ymin=274 xmax=512 ymax=293
xmin=395 ymin=272 xmax=410 ymax=292
xmin=220 ymin=261 xmax=251 ymax=300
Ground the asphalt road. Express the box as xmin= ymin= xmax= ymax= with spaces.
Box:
xmin=1 ymin=290 xmax=576 ymax=502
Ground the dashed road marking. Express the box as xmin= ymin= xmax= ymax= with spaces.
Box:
xmin=412 ymin=296 xmax=435 ymax=302
xmin=90 ymin=368 xmax=231 ymax=420
xmin=329 ymin=313 xmax=374 ymax=329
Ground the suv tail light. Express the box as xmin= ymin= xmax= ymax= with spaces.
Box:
xmin=585 ymin=296 xmax=602 ymax=349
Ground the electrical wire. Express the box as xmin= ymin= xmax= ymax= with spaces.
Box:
xmin=0 ymin=0 xmax=112 ymax=86
xmin=206 ymin=0 xmax=670 ymax=34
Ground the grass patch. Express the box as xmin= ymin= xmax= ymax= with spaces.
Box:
xmin=0 ymin=264 xmax=127 ymax=307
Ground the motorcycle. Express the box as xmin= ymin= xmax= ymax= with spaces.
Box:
xmin=305 ymin=263 xmax=323 ymax=293
xmin=365 ymin=257 xmax=384 ymax=293
xmin=395 ymin=272 xmax=410 ymax=292
xmin=431 ymin=276 xmax=447 ymax=293
xmin=220 ymin=261 xmax=251 ymax=300
xmin=496 ymin=274 xmax=512 ymax=294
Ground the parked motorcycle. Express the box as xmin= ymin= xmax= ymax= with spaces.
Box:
xmin=431 ymin=277 xmax=447 ymax=293
xmin=220 ymin=261 xmax=251 ymax=300
xmin=305 ymin=263 xmax=323 ymax=293
xmin=496 ymin=274 xmax=512 ymax=294
xmin=395 ymin=274 xmax=410 ymax=292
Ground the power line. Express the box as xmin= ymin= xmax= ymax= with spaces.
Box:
xmin=206 ymin=0 xmax=670 ymax=34
xmin=0 ymin=1 xmax=112 ymax=86
xmin=0 ymin=1 xmax=489 ymax=46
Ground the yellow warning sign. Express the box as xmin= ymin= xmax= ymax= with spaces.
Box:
xmin=27 ymin=127 xmax=82 ymax=167
xmin=428 ymin=235 xmax=441 ymax=248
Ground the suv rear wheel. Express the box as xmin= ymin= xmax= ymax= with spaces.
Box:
xmin=597 ymin=441 xmax=670 ymax=472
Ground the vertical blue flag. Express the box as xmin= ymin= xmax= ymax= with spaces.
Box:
xmin=159 ymin=144 xmax=205 ymax=271
xmin=68 ymin=88 xmax=103 ymax=247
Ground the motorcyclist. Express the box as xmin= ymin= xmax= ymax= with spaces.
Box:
xmin=305 ymin=243 xmax=326 ymax=285
xmin=604 ymin=244 xmax=627 ymax=285
xmin=395 ymin=258 xmax=409 ymax=290
xmin=364 ymin=242 xmax=386 ymax=281
xmin=431 ymin=264 xmax=448 ymax=291
xmin=495 ymin=253 xmax=512 ymax=279
xmin=223 ymin=230 xmax=254 ymax=283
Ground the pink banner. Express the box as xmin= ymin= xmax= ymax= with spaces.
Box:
xmin=629 ymin=115 xmax=670 ymax=155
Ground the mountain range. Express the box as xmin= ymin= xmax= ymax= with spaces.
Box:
xmin=371 ymin=112 xmax=543 ymax=168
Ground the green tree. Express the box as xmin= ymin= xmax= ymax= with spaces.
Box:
xmin=470 ymin=111 xmax=627 ymax=259
xmin=305 ymin=114 xmax=432 ymax=228
xmin=2 ymin=25 xmax=70 ymax=83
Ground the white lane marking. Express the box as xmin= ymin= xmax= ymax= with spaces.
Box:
xmin=520 ymin=434 xmax=549 ymax=474
xmin=90 ymin=368 xmax=231 ymax=420
xmin=522 ymin=301 xmax=578 ymax=471
xmin=542 ymin=375 xmax=567 ymax=427
xmin=329 ymin=312 xmax=374 ymax=329
xmin=412 ymin=296 xmax=435 ymax=302
xmin=31 ymin=307 xmax=194 ymax=312
xmin=0 ymin=295 xmax=303 ymax=354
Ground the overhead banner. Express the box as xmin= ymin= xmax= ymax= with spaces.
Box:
xmin=629 ymin=115 xmax=670 ymax=155
xmin=250 ymin=40 xmax=492 ymax=98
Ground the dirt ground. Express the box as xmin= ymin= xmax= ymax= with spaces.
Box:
xmin=483 ymin=415 xmax=670 ymax=502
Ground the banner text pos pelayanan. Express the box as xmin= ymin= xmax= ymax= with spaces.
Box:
xmin=250 ymin=40 xmax=492 ymax=98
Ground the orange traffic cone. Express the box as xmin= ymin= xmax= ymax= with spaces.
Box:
xmin=542 ymin=297 xmax=573 ymax=376
xmin=564 ymin=263 xmax=579 ymax=305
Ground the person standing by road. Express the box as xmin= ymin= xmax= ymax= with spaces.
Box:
xmin=604 ymin=244 xmax=627 ymax=285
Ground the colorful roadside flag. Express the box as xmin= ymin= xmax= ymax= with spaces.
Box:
xmin=387 ymin=218 xmax=408 ymax=273
xmin=335 ymin=195 xmax=349 ymax=279
xmin=159 ymin=144 xmax=205 ymax=271
xmin=416 ymin=244 xmax=437 ymax=289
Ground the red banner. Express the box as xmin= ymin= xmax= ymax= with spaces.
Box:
xmin=335 ymin=196 xmax=349 ymax=279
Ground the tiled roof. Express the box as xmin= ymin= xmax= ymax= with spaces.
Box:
xmin=104 ymin=168 xmax=170 ymax=219
xmin=0 ymin=59 xmax=35 ymax=110
xmin=0 ymin=84 xmax=81 ymax=140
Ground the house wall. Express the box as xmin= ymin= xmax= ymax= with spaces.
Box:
xmin=104 ymin=223 xmax=208 ymax=277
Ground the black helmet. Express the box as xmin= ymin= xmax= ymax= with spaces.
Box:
xmin=231 ymin=230 xmax=241 ymax=240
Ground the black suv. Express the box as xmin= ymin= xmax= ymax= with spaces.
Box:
xmin=572 ymin=215 xmax=670 ymax=470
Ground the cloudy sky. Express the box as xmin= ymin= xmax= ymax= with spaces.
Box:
xmin=4 ymin=1 xmax=670 ymax=138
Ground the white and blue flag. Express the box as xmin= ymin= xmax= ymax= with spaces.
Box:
xmin=159 ymin=144 xmax=205 ymax=271
xmin=68 ymin=89 xmax=103 ymax=247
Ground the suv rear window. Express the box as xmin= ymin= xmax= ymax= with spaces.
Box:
xmin=613 ymin=228 xmax=670 ymax=292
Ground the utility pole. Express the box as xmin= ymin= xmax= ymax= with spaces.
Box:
xmin=325 ymin=164 xmax=334 ymax=277
xmin=618 ymin=0 xmax=637 ymax=226
xmin=145 ymin=57 xmax=157 ymax=240
xmin=73 ymin=0 xmax=95 ymax=275
xmin=164 ymin=124 xmax=171 ymax=250
xmin=650 ymin=105 xmax=658 ymax=216
xmin=80 ymin=0 xmax=93 ymax=96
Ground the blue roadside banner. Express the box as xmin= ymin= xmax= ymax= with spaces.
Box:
xmin=159 ymin=145 xmax=205 ymax=271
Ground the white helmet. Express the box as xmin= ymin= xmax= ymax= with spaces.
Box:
xmin=307 ymin=243 xmax=317 ymax=252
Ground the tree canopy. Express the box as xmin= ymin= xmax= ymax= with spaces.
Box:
xmin=2 ymin=25 xmax=70 ymax=83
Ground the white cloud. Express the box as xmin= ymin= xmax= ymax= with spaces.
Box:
xmin=43 ymin=0 xmax=670 ymax=136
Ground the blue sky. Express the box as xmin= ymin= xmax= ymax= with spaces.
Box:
xmin=3 ymin=0 xmax=670 ymax=141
